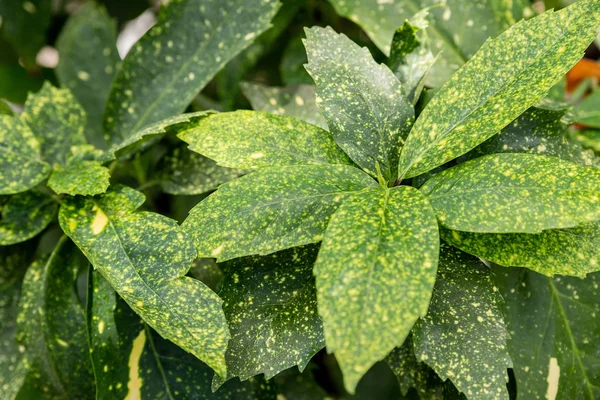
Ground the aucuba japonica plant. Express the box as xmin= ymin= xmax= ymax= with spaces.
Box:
xmin=2 ymin=0 xmax=600 ymax=399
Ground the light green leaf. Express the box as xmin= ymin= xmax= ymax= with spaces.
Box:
xmin=182 ymin=164 xmax=377 ymax=261
xmin=572 ymin=129 xmax=600 ymax=154
xmin=0 ymin=100 xmax=13 ymax=116
xmin=442 ymin=222 xmax=600 ymax=278
xmin=385 ymin=335 xmax=444 ymax=399
xmin=398 ymin=1 xmax=600 ymax=179
xmin=21 ymin=82 xmax=87 ymax=166
xmin=420 ymin=153 xmax=600 ymax=233
xmin=0 ymin=191 xmax=57 ymax=246
xmin=493 ymin=268 xmax=600 ymax=399
xmin=215 ymin=245 xmax=324 ymax=387
xmin=158 ymin=145 xmax=242 ymax=195
xmin=0 ymin=0 xmax=51 ymax=65
xmin=412 ymin=244 xmax=512 ymax=400
xmin=56 ymin=2 xmax=120 ymax=149
xmin=103 ymin=0 xmax=281 ymax=147
xmin=574 ymin=88 xmax=600 ymax=128
xmin=240 ymin=82 xmax=327 ymax=129
xmin=325 ymin=0 xmax=521 ymax=87
xmin=16 ymin=237 xmax=95 ymax=398
xmin=178 ymin=110 xmax=352 ymax=170
xmin=462 ymin=106 xmax=596 ymax=167
xmin=0 ymin=115 xmax=51 ymax=195
xmin=48 ymin=162 xmax=110 ymax=197
xmin=58 ymin=185 xmax=230 ymax=377
xmin=388 ymin=18 xmax=436 ymax=105
xmin=88 ymin=271 xmax=275 ymax=399
xmin=315 ymin=185 xmax=439 ymax=393
xmin=304 ymin=26 xmax=414 ymax=181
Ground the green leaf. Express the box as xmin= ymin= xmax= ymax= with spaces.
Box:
xmin=0 ymin=191 xmax=56 ymax=246
xmin=16 ymin=237 xmax=95 ymax=398
xmin=388 ymin=18 xmax=436 ymax=105
xmin=314 ymin=185 xmax=439 ymax=392
xmin=56 ymin=2 xmax=120 ymax=149
xmin=574 ymin=88 xmax=600 ymax=128
xmin=325 ymin=0 xmax=521 ymax=87
xmin=58 ymin=185 xmax=230 ymax=377
xmin=420 ymin=153 xmax=600 ymax=233
xmin=182 ymin=164 xmax=377 ymax=261
xmin=0 ymin=115 xmax=51 ymax=195
xmin=304 ymin=26 xmax=414 ymax=181
xmin=398 ymin=1 xmax=600 ymax=179
xmin=158 ymin=145 xmax=242 ymax=195
xmin=103 ymin=0 xmax=281 ymax=147
xmin=0 ymin=241 xmax=36 ymax=290
xmin=280 ymin=33 xmax=313 ymax=86
xmin=0 ymin=0 xmax=51 ymax=65
xmin=48 ymin=159 xmax=110 ymax=197
xmin=412 ymin=244 xmax=512 ymax=400
xmin=21 ymin=83 xmax=87 ymax=166
xmin=462 ymin=106 xmax=596 ymax=167
xmin=215 ymin=245 xmax=324 ymax=386
xmin=385 ymin=335 xmax=444 ymax=399
xmin=0 ymin=100 xmax=12 ymax=116
xmin=573 ymin=129 xmax=600 ymax=153
xmin=178 ymin=110 xmax=352 ymax=170
xmin=442 ymin=222 xmax=600 ymax=277
xmin=0 ymin=280 xmax=27 ymax=400
xmin=274 ymin=367 xmax=329 ymax=400
xmin=493 ymin=268 xmax=600 ymax=399
xmin=240 ymin=82 xmax=327 ymax=129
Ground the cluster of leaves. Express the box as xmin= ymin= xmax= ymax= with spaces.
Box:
xmin=1 ymin=0 xmax=600 ymax=399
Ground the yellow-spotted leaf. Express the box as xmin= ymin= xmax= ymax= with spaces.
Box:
xmin=315 ymin=185 xmax=439 ymax=393
xmin=58 ymin=185 xmax=230 ymax=377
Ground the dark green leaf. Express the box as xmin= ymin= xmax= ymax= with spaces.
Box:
xmin=493 ymin=268 xmax=600 ymax=399
xmin=304 ymin=26 xmax=414 ymax=181
xmin=182 ymin=164 xmax=377 ymax=261
xmin=280 ymin=33 xmax=312 ymax=86
xmin=56 ymin=2 xmax=120 ymax=149
xmin=0 ymin=191 xmax=57 ymax=246
xmin=16 ymin=237 xmax=95 ymax=398
xmin=0 ymin=279 xmax=26 ymax=400
xmin=158 ymin=145 xmax=242 ymax=195
xmin=179 ymin=110 xmax=351 ymax=170
xmin=315 ymin=185 xmax=439 ymax=392
xmin=0 ymin=0 xmax=51 ymax=65
xmin=420 ymin=154 xmax=600 ymax=233
xmin=240 ymin=82 xmax=327 ymax=129
xmin=215 ymin=245 xmax=324 ymax=386
xmin=21 ymin=83 xmax=87 ymax=166
xmin=0 ymin=241 xmax=36 ymax=290
xmin=463 ymin=106 xmax=595 ymax=167
xmin=398 ymin=1 xmax=600 ymax=179
xmin=0 ymin=100 xmax=12 ymax=116
xmin=326 ymin=0 xmax=523 ymax=87
xmin=412 ymin=245 xmax=512 ymax=400
xmin=442 ymin=222 xmax=600 ymax=277
xmin=572 ymin=129 xmax=600 ymax=154
xmin=0 ymin=115 xmax=51 ymax=195
xmin=59 ymin=185 xmax=230 ymax=377
xmin=103 ymin=0 xmax=281 ymax=147
xmin=385 ymin=335 xmax=444 ymax=399
xmin=274 ymin=367 xmax=329 ymax=400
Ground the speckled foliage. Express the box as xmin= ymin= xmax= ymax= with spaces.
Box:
xmin=420 ymin=154 xmax=600 ymax=233
xmin=315 ymin=185 xmax=439 ymax=391
xmin=215 ymin=245 xmax=324 ymax=386
xmin=413 ymin=245 xmax=512 ymax=400
xmin=103 ymin=0 xmax=281 ymax=146
xmin=305 ymin=26 xmax=414 ymax=182
xmin=58 ymin=186 xmax=230 ymax=377
xmin=0 ymin=191 xmax=57 ymax=246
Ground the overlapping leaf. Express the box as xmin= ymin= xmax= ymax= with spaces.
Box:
xmin=59 ymin=185 xmax=230 ymax=377
xmin=241 ymin=82 xmax=327 ymax=129
xmin=103 ymin=0 xmax=281 ymax=146
xmin=0 ymin=191 xmax=57 ymax=246
xmin=179 ymin=110 xmax=351 ymax=170
xmin=56 ymin=2 xmax=120 ymax=148
xmin=315 ymin=185 xmax=439 ymax=392
xmin=305 ymin=26 xmax=414 ymax=181
xmin=412 ymin=245 xmax=512 ymax=400
xmin=182 ymin=165 xmax=376 ymax=261
xmin=494 ymin=268 xmax=600 ymax=399
xmin=0 ymin=0 xmax=51 ymax=65
xmin=398 ymin=1 xmax=600 ymax=179
xmin=0 ymin=115 xmax=50 ymax=195
xmin=16 ymin=237 xmax=95 ymax=398
xmin=215 ymin=245 xmax=324 ymax=387
xmin=420 ymin=154 xmax=600 ymax=233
